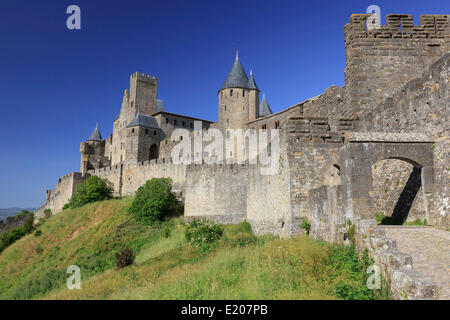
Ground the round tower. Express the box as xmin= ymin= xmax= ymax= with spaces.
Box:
xmin=218 ymin=51 xmax=259 ymax=130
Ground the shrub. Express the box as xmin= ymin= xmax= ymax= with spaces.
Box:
xmin=65 ymin=175 xmax=113 ymax=209
xmin=0 ymin=228 xmax=25 ymax=253
xmin=185 ymin=219 xmax=224 ymax=249
xmin=129 ymin=178 xmax=182 ymax=225
xmin=162 ymin=225 xmax=172 ymax=238
xmin=344 ymin=224 xmax=356 ymax=245
xmin=43 ymin=209 xmax=52 ymax=218
xmin=19 ymin=210 xmax=35 ymax=234
xmin=34 ymin=229 xmax=42 ymax=237
xmin=115 ymin=248 xmax=135 ymax=269
xmin=300 ymin=218 xmax=311 ymax=235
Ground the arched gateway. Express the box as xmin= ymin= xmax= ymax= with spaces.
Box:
xmin=339 ymin=132 xmax=435 ymax=223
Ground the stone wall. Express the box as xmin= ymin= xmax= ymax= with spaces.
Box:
xmin=0 ymin=214 xmax=27 ymax=234
xmin=355 ymin=220 xmax=438 ymax=299
xmin=34 ymin=172 xmax=87 ymax=219
xmin=362 ymin=53 xmax=449 ymax=228
xmin=184 ymin=164 xmax=248 ymax=224
xmin=344 ymin=14 xmax=449 ymax=115
xmin=285 ymin=117 xmax=345 ymax=223
xmin=371 ymin=160 xmax=424 ymax=222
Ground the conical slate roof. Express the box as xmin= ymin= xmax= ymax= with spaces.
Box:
xmin=127 ymin=112 xmax=160 ymax=129
xmin=88 ymin=124 xmax=102 ymax=141
xmin=259 ymin=94 xmax=273 ymax=117
xmin=247 ymin=70 xmax=259 ymax=90
xmin=220 ymin=52 xmax=249 ymax=90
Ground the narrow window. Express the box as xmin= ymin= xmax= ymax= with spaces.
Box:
xmin=230 ymin=89 xmax=233 ymax=96
xmin=145 ymin=129 xmax=148 ymax=134
xmin=174 ymin=119 xmax=177 ymax=126
xmin=242 ymin=90 xmax=245 ymax=97
xmin=182 ymin=121 xmax=185 ymax=127
xmin=153 ymin=130 xmax=156 ymax=135
xmin=224 ymin=105 xmax=227 ymax=111
xmin=132 ymin=128 xmax=135 ymax=133
xmin=166 ymin=117 xmax=169 ymax=124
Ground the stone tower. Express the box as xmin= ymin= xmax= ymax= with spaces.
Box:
xmin=218 ymin=51 xmax=259 ymax=130
xmin=80 ymin=124 xmax=110 ymax=176
xmin=125 ymin=112 xmax=163 ymax=163
xmin=129 ymin=72 xmax=158 ymax=118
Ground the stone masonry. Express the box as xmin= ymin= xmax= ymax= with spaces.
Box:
xmin=34 ymin=13 xmax=449 ymax=299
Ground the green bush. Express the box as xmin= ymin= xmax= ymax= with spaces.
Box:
xmin=330 ymin=245 xmax=391 ymax=300
xmin=129 ymin=178 xmax=182 ymax=225
xmin=115 ymin=248 xmax=135 ymax=269
xmin=300 ymin=218 xmax=311 ymax=235
xmin=65 ymin=175 xmax=113 ymax=209
xmin=43 ymin=209 xmax=52 ymax=218
xmin=34 ymin=229 xmax=42 ymax=237
xmin=0 ymin=228 xmax=25 ymax=252
xmin=19 ymin=210 xmax=35 ymax=234
xmin=185 ymin=219 xmax=224 ymax=250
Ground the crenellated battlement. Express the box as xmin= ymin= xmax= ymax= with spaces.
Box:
xmin=130 ymin=71 xmax=157 ymax=83
xmin=346 ymin=14 xmax=449 ymax=40
xmin=344 ymin=13 xmax=450 ymax=116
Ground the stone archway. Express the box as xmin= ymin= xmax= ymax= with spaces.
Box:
xmin=372 ymin=159 xmax=424 ymax=224
xmin=339 ymin=133 xmax=435 ymax=223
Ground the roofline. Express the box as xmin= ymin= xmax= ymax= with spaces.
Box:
xmin=244 ymin=95 xmax=321 ymax=125
xmin=151 ymin=111 xmax=214 ymax=123
xmin=217 ymin=86 xmax=260 ymax=94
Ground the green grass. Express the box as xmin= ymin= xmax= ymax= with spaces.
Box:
xmin=0 ymin=198 xmax=390 ymax=300
xmin=375 ymin=212 xmax=427 ymax=226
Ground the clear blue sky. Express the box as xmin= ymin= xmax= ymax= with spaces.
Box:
xmin=0 ymin=0 xmax=448 ymax=208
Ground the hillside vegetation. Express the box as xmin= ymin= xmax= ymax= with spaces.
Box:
xmin=0 ymin=197 xmax=390 ymax=300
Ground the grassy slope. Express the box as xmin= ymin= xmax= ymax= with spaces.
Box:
xmin=0 ymin=198 xmax=389 ymax=300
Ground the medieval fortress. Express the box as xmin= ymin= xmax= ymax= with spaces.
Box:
xmin=35 ymin=14 xmax=449 ymax=298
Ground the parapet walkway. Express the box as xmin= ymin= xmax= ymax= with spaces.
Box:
xmin=380 ymin=226 xmax=450 ymax=300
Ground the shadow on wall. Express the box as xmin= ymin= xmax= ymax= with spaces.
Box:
xmin=379 ymin=167 xmax=422 ymax=225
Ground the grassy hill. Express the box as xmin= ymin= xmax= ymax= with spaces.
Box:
xmin=0 ymin=197 xmax=390 ymax=300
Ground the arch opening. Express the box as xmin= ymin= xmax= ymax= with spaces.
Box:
xmin=371 ymin=159 xmax=425 ymax=225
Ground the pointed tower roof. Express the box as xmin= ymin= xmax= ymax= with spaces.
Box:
xmin=259 ymin=94 xmax=273 ymax=117
xmin=220 ymin=50 xmax=249 ymax=90
xmin=247 ymin=69 xmax=259 ymax=90
xmin=87 ymin=124 xmax=102 ymax=141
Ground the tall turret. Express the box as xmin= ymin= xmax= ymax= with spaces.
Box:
xmin=247 ymin=69 xmax=260 ymax=121
xmin=218 ymin=51 xmax=259 ymax=130
xmin=129 ymin=72 xmax=158 ymax=118
xmin=80 ymin=124 xmax=109 ymax=176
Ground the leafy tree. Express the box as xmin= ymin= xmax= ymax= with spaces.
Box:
xmin=65 ymin=175 xmax=113 ymax=209
xmin=129 ymin=178 xmax=182 ymax=225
